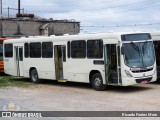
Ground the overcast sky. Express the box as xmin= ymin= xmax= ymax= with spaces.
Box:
xmin=2 ymin=0 xmax=160 ymax=33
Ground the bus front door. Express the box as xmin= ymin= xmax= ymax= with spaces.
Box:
xmin=104 ymin=44 xmax=121 ymax=85
xmin=15 ymin=46 xmax=23 ymax=77
xmin=54 ymin=45 xmax=66 ymax=80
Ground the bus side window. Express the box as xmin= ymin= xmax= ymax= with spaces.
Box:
xmin=24 ymin=43 xmax=29 ymax=58
xmin=30 ymin=42 xmax=41 ymax=58
xmin=71 ymin=40 xmax=86 ymax=58
xmin=4 ymin=44 xmax=13 ymax=58
xmin=110 ymin=45 xmax=117 ymax=70
xmin=105 ymin=44 xmax=111 ymax=65
xmin=67 ymin=41 xmax=70 ymax=58
xmin=42 ymin=42 xmax=53 ymax=58
xmin=62 ymin=46 xmax=66 ymax=62
xmin=87 ymin=39 xmax=103 ymax=58
xmin=19 ymin=48 xmax=23 ymax=61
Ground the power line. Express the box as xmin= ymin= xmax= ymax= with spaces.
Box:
xmin=80 ymin=22 xmax=160 ymax=33
xmin=81 ymin=22 xmax=160 ymax=28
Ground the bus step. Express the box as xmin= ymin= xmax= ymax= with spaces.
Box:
xmin=58 ymin=79 xmax=67 ymax=82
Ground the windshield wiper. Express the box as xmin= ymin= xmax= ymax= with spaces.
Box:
xmin=142 ymin=41 xmax=148 ymax=54
xmin=130 ymin=42 xmax=140 ymax=56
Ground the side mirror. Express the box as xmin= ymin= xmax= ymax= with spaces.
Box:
xmin=121 ymin=46 xmax=124 ymax=55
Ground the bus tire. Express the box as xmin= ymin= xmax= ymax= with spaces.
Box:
xmin=91 ymin=73 xmax=106 ymax=91
xmin=30 ymin=69 xmax=40 ymax=83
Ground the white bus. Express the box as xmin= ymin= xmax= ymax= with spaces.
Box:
xmin=150 ymin=31 xmax=160 ymax=77
xmin=3 ymin=32 xmax=157 ymax=90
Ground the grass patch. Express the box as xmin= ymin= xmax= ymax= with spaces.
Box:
xmin=0 ymin=76 xmax=34 ymax=88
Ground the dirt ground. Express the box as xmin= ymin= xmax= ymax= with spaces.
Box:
xmin=0 ymin=79 xmax=160 ymax=120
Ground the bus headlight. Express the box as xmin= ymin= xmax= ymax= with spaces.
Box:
xmin=124 ymin=70 xmax=132 ymax=77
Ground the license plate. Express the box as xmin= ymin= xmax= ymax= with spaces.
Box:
xmin=141 ymin=80 xmax=148 ymax=84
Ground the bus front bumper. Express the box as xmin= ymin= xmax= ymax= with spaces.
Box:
xmin=121 ymin=74 xmax=157 ymax=86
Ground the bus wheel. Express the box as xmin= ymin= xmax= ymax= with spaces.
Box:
xmin=91 ymin=73 xmax=106 ymax=91
xmin=30 ymin=69 xmax=40 ymax=83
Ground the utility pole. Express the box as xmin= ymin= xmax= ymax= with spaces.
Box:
xmin=0 ymin=0 xmax=2 ymax=37
xmin=0 ymin=0 xmax=2 ymax=15
xmin=18 ymin=0 xmax=20 ymax=14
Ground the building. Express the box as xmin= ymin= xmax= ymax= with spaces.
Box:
xmin=0 ymin=16 xmax=80 ymax=38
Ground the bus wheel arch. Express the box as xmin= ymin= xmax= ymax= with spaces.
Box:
xmin=29 ymin=67 xmax=40 ymax=83
xmin=89 ymin=70 xmax=106 ymax=91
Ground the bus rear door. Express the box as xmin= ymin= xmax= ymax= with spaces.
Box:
xmin=54 ymin=45 xmax=66 ymax=80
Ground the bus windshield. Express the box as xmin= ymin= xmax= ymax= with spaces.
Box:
xmin=123 ymin=41 xmax=155 ymax=68
xmin=0 ymin=45 xmax=3 ymax=60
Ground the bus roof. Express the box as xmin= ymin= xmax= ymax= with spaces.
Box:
xmin=3 ymin=32 xmax=150 ymax=44
xmin=150 ymin=31 xmax=160 ymax=41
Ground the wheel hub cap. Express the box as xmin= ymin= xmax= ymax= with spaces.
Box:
xmin=95 ymin=78 xmax=101 ymax=86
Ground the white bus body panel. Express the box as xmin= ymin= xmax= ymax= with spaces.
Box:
xmin=3 ymin=32 xmax=157 ymax=86
xmin=4 ymin=43 xmax=24 ymax=76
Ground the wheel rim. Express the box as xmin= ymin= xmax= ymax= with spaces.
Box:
xmin=94 ymin=78 xmax=102 ymax=87
xmin=31 ymin=70 xmax=38 ymax=82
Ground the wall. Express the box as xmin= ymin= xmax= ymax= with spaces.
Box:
xmin=0 ymin=19 xmax=80 ymax=37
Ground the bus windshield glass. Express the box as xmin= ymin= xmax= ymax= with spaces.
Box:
xmin=0 ymin=45 xmax=3 ymax=60
xmin=123 ymin=41 xmax=155 ymax=68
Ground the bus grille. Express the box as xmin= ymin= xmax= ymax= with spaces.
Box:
xmin=131 ymin=68 xmax=153 ymax=73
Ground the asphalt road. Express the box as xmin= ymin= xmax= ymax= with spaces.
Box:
xmin=0 ymin=79 xmax=160 ymax=120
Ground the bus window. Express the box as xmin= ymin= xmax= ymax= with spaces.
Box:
xmin=30 ymin=42 xmax=41 ymax=58
xmin=87 ymin=39 xmax=103 ymax=58
xmin=67 ymin=41 xmax=70 ymax=58
xmin=19 ymin=48 xmax=23 ymax=61
xmin=71 ymin=40 xmax=86 ymax=58
xmin=110 ymin=45 xmax=117 ymax=70
xmin=4 ymin=44 xmax=13 ymax=58
xmin=42 ymin=42 xmax=53 ymax=58
xmin=24 ymin=43 xmax=29 ymax=58
xmin=62 ymin=46 xmax=66 ymax=62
